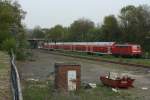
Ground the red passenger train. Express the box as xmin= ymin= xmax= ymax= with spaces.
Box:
xmin=42 ymin=42 xmax=142 ymax=57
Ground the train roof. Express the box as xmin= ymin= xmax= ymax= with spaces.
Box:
xmin=115 ymin=44 xmax=141 ymax=46
xmin=115 ymin=44 xmax=141 ymax=47
xmin=49 ymin=42 xmax=116 ymax=46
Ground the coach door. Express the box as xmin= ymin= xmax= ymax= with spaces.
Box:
xmin=88 ymin=45 xmax=93 ymax=52
xmin=108 ymin=46 xmax=111 ymax=54
xmin=67 ymin=70 xmax=77 ymax=91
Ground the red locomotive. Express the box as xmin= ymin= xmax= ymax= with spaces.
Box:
xmin=111 ymin=44 xmax=142 ymax=57
xmin=42 ymin=42 xmax=142 ymax=57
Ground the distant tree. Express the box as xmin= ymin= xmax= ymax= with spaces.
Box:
xmin=87 ymin=28 xmax=102 ymax=42
xmin=70 ymin=18 xmax=95 ymax=41
xmin=32 ymin=26 xmax=45 ymax=38
xmin=61 ymin=27 xmax=70 ymax=42
xmin=101 ymin=15 xmax=121 ymax=42
xmin=47 ymin=25 xmax=67 ymax=42
xmin=119 ymin=5 xmax=138 ymax=42
xmin=119 ymin=5 xmax=150 ymax=42
xmin=119 ymin=5 xmax=150 ymax=51
xmin=144 ymin=32 xmax=150 ymax=52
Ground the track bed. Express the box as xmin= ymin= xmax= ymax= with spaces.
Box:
xmin=17 ymin=50 xmax=150 ymax=100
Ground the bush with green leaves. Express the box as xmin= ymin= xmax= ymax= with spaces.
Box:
xmin=1 ymin=38 xmax=16 ymax=54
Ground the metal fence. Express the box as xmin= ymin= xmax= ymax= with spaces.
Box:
xmin=11 ymin=52 xmax=23 ymax=100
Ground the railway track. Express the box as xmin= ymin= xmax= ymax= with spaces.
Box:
xmin=39 ymin=49 xmax=150 ymax=68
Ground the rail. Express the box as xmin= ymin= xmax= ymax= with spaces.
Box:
xmin=11 ymin=51 xmax=23 ymax=100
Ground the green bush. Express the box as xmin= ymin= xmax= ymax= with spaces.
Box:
xmin=1 ymin=38 xmax=16 ymax=54
xmin=16 ymin=48 xmax=26 ymax=60
xmin=1 ymin=37 xmax=29 ymax=61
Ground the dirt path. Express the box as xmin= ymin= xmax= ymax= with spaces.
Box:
xmin=17 ymin=50 xmax=150 ymax=100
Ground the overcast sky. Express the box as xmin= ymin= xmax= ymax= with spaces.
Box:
xmin=18 ymin=0 xmax=150 ymax=28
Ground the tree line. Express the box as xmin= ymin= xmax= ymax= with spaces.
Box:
xmin=0 ymin=0 xmax=149 ymax=55
xmin=31 ymin=5 xmax=150 ymax=52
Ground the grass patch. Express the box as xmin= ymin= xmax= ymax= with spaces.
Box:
xmin=0 ymin=51 xmax=9 ymax=72
xmin=101 ymin=56 xmax=150 ymax=66
xmin=23 ymin=81 xmax=52 ymax=100
xmin=23 ymin=80 xmax=141 ymax=100
xmin=52 ymin=50 xmax=150 ymax=67
xmin=0 ymin=51 xmax=11 ymax=100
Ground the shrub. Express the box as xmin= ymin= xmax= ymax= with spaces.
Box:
xmin=1 ymin=38 xmax=16 ymax=54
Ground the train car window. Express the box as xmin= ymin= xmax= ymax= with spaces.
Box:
xmin=132 ymin=46 xmax=137 ymax=49
xmin=137 ymin=46 xmax=141 ymax=49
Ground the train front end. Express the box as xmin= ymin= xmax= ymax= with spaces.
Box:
xmin=131 ymin=45 xmax=142 ymax=57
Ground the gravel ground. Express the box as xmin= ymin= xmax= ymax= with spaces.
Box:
xmin=17 ymin=50 xmax=150 ymax=100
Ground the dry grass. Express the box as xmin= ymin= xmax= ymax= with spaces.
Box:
xmin=23 ymin=80 xmax=142 ymax=100
xmin=0 ymin=51 xmax=11 ymax=100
